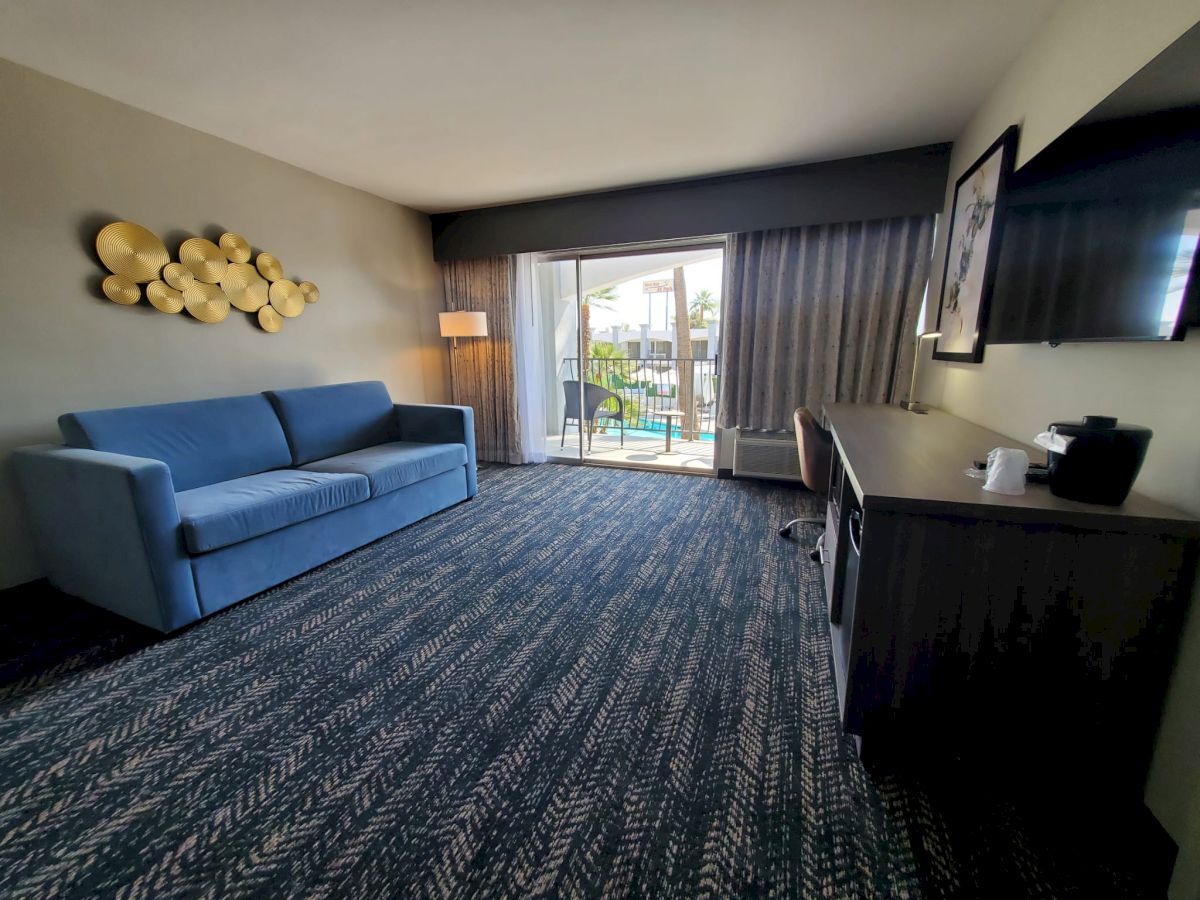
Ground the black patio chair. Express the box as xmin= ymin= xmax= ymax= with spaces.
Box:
xmin=561 ymin=380 xmax=624 ymax=450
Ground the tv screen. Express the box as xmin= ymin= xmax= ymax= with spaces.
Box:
xmin=987 ymin=109 xmax=1200 ymax=344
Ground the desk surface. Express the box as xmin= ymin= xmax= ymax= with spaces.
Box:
xmin=823 ymin=403 xmax=1197 ymax=533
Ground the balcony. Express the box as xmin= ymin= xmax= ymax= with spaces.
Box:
xmin=545 ymin=357 xmax=718 ymax=472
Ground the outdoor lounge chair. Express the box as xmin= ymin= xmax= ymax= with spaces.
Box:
xmin=561 ymin=380 xmax=625 ymax=450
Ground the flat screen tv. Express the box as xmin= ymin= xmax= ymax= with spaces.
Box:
xmin=987 ymin=109 xmax=1200 ymax=344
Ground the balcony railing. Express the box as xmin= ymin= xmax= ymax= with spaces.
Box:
xmin=561 ymin=356 xmax=719 ymax=437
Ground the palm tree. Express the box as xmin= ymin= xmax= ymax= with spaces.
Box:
xmin=589 ymin=341 xmax=624 ymax=359
xmin=581 ymin=286 xmax=618 ymax=367
xmin=689 ymin=289 xmax=717 ymax=326
xmin=672 ymin=267 xmax=696 ymax=440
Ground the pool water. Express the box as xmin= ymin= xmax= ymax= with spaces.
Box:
xmin=624 ymin=424 xmax=715 ymax=442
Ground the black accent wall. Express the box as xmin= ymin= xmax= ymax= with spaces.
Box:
xmin=431 ymin=144 xmax=951 ymax=260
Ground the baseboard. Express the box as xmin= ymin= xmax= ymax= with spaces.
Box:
xmin=716 ymin=467 xmax=733 ymax=479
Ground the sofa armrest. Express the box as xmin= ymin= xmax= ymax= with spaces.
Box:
xmin=11 ymin=445 xmax=200 ymax=632
xmin=393 ymin=404 xmax=477 ymax=496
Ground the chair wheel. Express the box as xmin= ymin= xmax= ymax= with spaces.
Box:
xmin=778 ymin=526 xmax=792 ymax=538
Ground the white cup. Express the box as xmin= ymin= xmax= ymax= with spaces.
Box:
xmin=983 ymin=447 xmax=1029 ymax=495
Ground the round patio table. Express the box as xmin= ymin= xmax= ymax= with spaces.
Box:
xmin=652 ymin=410 xmax=686 ymax=454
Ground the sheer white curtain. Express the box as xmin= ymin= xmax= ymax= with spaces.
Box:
xmin=512 ymin=253 xmax=547 ymax=463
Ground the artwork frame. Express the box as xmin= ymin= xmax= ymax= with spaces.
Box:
xmin=933 ymin=124 xmax=1019 ymax=363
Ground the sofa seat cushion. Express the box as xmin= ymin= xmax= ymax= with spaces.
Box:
xmin=300 ymin=441 xmax=468 ymax=498
xmin=176 ymin=470 xmax=369 ymax=554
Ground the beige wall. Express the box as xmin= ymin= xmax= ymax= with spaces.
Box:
xmin=917 ymin=2 xmax=1200 ymax=895
xmin=0 ymin=58 xmax=449 ymax=590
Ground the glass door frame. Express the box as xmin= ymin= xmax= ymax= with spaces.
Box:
xmin=536 ymin=234 xmax=730 ymax=470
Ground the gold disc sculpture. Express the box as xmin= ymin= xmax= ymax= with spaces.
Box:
xmin=221 ymin=262 xmax=270 ymax=312
xmin=179 ymin=238 xmax=228 ymax=284
xmin=94 ymin=221 xmax=318 ymax=333
xmin=146 ymin=280 xmax=185 ymax=314
xmin=96 ymin=222 xmax=170 ymax=283
xmin=182 ymin=281 xmax=230 ymax=324
xmin=255 ymin=252 xmax=284 ymax=282
xmin=298 ymin=281 xmax=320 ymax=304
xmin=162 ymin=262 xmax=195 ymax=291
xmin=218 ymin=231 xmax=252 ymax=264
xmin=269 ymin=279 xmax=305 ymax=317
xmin=258 ymin=305 xmax=283 ymax=333
xmin=102 ymin=273 xmax=142 ymax=305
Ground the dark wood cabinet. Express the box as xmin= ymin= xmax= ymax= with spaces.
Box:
xmin=822 ymin=404 xmax=1199 ymax=798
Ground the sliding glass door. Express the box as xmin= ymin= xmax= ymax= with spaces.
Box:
xmin=535 ymin=242 xmax=725 ymax=472
xmin=533 ymin=257 xmax=583 ymax=459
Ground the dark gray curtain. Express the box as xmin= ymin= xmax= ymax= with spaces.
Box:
xmin=717 ymin=215 xmax=935 ymax=431
xmin=442 ymin=257 xmax=522 ymax=464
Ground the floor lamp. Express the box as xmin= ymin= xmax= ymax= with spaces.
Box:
xmin=439 ymin=310 xmax=488 ymax=406
xmin=438 ymin=310 xmax=488 ymax=350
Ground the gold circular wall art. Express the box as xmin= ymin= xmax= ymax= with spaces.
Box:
xmin=146 ymin=280 xmax=185 ymax=314
xmin=179 ymin=238 xmax=228 ymax=284
xmin=94 ymin=223 xmax=316 ymax=334
xmin=298 ymin=281 xmax=320 ymax=304
xmin=221 ymin=262 xmax=270 ymax=312
xmin=96 ymin=222 xmax=170 ymax=283
xmin=255 ymin=252 xmax=284 ymax=282
xmin=258 ymin=305 xmax=283 ymax=333
xmin=269 ymin=279 xmax=305 ymax=317
xmin=162 ymin=262 xmax=195 ymax=291
xmin=218 ymin=231 xmax=252 ymax=263
xmin=182 ymin=281 xmax=230 ymax=324
xmin=102 ymin=273 xmax=142 ymax=305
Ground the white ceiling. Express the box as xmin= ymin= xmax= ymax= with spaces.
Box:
xmin=0 ymin=0 xmax=1059 ymax=213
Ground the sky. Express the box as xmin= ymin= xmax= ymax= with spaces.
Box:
xmin=587 ymin=258 xmax=723 ymax=331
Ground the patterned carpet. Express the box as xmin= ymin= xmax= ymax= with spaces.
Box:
xmin=0 ymin=465 xmax=1163 ymax=898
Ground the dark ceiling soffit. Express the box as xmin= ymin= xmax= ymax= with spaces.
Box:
xmin=431 ymin=143 xmax=951 ymax=261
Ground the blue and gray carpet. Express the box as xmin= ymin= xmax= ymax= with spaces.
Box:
xmin=0 ymin=465 xmax=1157 ymax=897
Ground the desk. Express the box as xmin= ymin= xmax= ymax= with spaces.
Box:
xmin=820 ymin=404 xmax=1198 ymax=799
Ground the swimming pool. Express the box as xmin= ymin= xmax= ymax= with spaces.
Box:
xmin=622 ymin=423 xmax=715 ymax=442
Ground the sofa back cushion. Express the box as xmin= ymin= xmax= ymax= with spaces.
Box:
xmin=265 ymin=381 xmax=398 ymax=465
xmin=59 ymin=394 xmax=293 ymax=491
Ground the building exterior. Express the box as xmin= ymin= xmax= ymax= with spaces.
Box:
xmin=594 ymin=321 xmax=720 ymax=360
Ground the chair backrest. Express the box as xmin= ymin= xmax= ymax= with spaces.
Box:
xmin=794 ymin=407 xmax=834 ymax=495
xmin=562 ymin=380 xmax=582 ymax=419
xmin=562 ymin=381 xmax=621 ymax=419
xmin=584 ymin=382 xmax=620 ymax=417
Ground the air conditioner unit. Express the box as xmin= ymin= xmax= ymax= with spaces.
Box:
xmin=732 ymin=429 xmax=802 ymax=482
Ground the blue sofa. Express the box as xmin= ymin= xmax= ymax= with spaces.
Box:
xmin=13 ymin=382 xmax=476 ymax=632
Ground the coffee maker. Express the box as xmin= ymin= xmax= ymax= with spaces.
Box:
xmin=1040 ymin=415 xmax=1153 ymax=506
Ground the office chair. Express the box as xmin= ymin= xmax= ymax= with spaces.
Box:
xmin=779 ymin=408 xmax=834 ymax=559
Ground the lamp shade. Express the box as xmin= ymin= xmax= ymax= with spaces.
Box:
xmin=439 ymin=310 xmax=488 ymax=338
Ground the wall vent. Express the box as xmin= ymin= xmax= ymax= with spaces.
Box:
xmin=732 ymin=429 xmax=802 ymax=482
